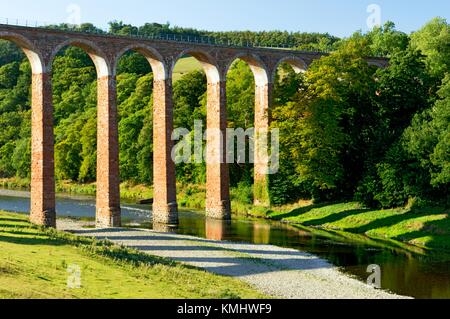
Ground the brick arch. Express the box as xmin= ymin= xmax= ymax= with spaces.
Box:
xmin=113 ymin=44 xmax=167 ymax=81
xmin=273 ymin=55 xmax=308 ymax=82
xmin=171 ymin=49 xmax=221 ymax=83
xmin=0 ymin=31 xmax=44 ymax=74
xmin=49 ymin=38 xmax=110 ymax=77
xmin=225 ymin=53 xmax=269 ymax=86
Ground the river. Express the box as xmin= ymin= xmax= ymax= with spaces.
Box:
xmin=0 ymin=189 xmax=449 ymax=299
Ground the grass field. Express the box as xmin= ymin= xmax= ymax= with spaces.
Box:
xmin=0 ymin=211 xmax=265 ymax=299
xmin=269 ymin=202 xmax=450 ymax=250
xmin=172 ymin=56 xmax=203 ymax=82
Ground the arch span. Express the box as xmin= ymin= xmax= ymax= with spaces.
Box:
xmin=0 ymin=32 xmax=44 ymax=74
xmin=113 ymin=44 xmax=167 ymax=80
xmin=171 ymin=49 xmax=230 ymax=220
xmin=225 ymin=53 xmax=269 ymax=86
xmin=224 ymin=53 xmax=273 ymax=207
xmin=50 ymin=38 xmax=120 ymax=227
xmin=171 ymin=49 xmax=221 ymax=83
xmin=49 ymin=38 xmax=110 ymax=77
xmin=0 ymin=32 xmax=55 ymax=226
xmin=273 ymin=56 xmax=308 ymax=82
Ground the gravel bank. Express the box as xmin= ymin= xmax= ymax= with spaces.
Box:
xmin=57 ymin=219 xmax=410 ymax=299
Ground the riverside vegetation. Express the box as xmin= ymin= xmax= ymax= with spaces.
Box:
xmin=0 ymin=19 xmax=449 ymax=251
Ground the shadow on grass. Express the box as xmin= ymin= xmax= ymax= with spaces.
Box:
xmin=303 ymin=209 xmax=371 ymax=227
xmin=0 ymin=224 xmax=37 ymax=232
xmin=346 ymin=209 xmax=447 ymax=234
xmin=271 ymin=202 xmax=342 ymax=220
xmin=394 ymin=214 xmax=450 ymax=250
xmin=0 ymin=234 xmax=63 ymax=246
xmin=0 ymin=217 xmax=29 ymax=224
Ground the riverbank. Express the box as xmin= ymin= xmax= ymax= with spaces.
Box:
xmin=0 ymin=210 xmax=265 ymax=299
xmin=56 ymin=217 xmax=407 ymax=299
xmin=1 ymin=178 xmax=449 ymax=251
xmin=269 ymin=202 xmax=450 ymax=251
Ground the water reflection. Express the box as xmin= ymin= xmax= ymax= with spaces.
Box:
xmin=205 ymin=218 xmax=230 ymax=241
xmin=253 ymin=223 xmax=271 ymax=244
xmin=153 ymin=223 xmax=177 ymax=233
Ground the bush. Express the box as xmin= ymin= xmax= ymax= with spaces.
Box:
xmin=230 ymin=182 xmax=253 ymax=205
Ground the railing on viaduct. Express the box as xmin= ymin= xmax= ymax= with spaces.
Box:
xmin=0 ymin=23 xmax=388 ymax=228
xmin=0 ymin=17 xmax=334 ymax=51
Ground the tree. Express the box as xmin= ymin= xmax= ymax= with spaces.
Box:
xmin=117 ymin=52 xmax=151 ymax=76
xmin=374 ymin=48 xmax=431 ymax=141
xmin=226 ymin=60 xmax=255 ymax=128
xmin=356 ymin=47 xmax=433 ymax=207
xmin=403 ymin=75 xmax=450 ymax=190
xmin=411 ymin=18 xmax=450 ymax=80
xmin=291 ymin=36 xmax=375 ymax=196
xmin=173 ymin=70 xmax=206 ymax=130
xmin=366 ymin=22 xmax=409 ymax=57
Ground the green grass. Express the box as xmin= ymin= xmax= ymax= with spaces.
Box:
xmin=172 ymin=57 xmax=203 ymax=82
xmin=0 ymin=211 xmax=266 ymax=299
xmin=269 ymin=202 xmax=450 ymax=250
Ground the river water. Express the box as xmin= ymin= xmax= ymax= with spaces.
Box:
xmin=0 ymin=189 xmax=449 ymax=299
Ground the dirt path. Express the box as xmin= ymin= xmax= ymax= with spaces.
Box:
xmin=57 ymin=219 xmax=410 ymax=299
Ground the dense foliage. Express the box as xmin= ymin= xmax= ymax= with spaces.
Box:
xmin=0 ymin=19 xmax=448 ymax=208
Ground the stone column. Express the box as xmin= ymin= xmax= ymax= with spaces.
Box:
xmin=254 ymin=82 xmax=273 ymax=207
xmin=206 ymin=81 xmax=231 ymax=220
xmin=96 ymin=75 xmax=121 ymax=227
xmin=152 ymin=79 xmax=178 ymax=224
xmin=30 ymin=72 xmax=56 ymax=227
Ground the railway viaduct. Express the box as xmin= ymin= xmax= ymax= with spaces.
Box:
xmin=0 ymin=24 xmax=388 ymax=228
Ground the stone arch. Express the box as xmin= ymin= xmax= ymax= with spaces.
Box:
xmin=49 ymin=38 xmax=110 ymax=77
xmin=171 ymin=49 xmax=221 ymax=83
xmin=272 ymin=55 xmax=308 ymax=82
xmin=224 ymin=53 xmax=273 ymax=208
xmin=0 ymin=31 xmax=44 ymax=74
xmin=171 ymin=49 xmax=230 ymax=220
xmin=113 ymin=44 xmax=167 ymax=80
xmin=225 ymin=53 xmax=269 ymax=86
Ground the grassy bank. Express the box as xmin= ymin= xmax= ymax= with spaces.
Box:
xmin=0 ymin=211 xmax=265 ymax=299
xmin=269 ymin=202 xmax=450 ymax=250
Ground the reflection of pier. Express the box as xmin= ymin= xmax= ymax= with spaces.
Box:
xmin=252 ymin=223 xmax=271 ymax=244
xmin=152 ymin=222 xmax=177 ymax=233
xmin=205 ymin=218 xmax=231 ymax=241
xmin=204 ymin=217 xmax=271 ymax=244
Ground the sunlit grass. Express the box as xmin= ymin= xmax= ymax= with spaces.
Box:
xmin=0 ymin=211 xmax=266 ymax=299
xmin=172 ymin=57 xmax=203 ymax=82
xmin=269 ymin=202 xmax=450 ymax=250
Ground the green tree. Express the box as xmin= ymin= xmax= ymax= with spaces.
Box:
xmin=411 ymin=17 xmax=450 ymax=80
xmin=366 ymin=21 xmax=409 ymax=57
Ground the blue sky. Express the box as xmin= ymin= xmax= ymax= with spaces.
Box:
xmin=0 ymin=0 xmax=449 ymax=37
